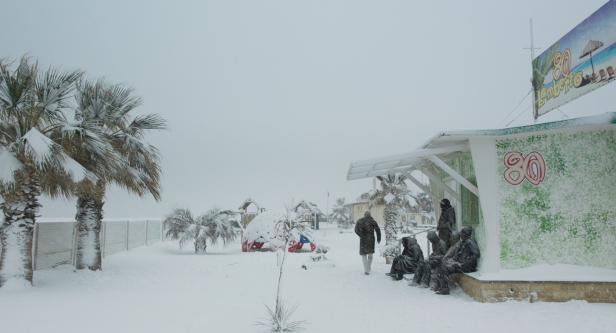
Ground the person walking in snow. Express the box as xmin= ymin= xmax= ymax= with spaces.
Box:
xmin=354 ymin=211 xmax=381 ymax=275
xmin=437 ymin=199 xmax=456 ymax=249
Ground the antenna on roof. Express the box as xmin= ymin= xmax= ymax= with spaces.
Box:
xmin=524 ymin=18 xmax=542 ymax=122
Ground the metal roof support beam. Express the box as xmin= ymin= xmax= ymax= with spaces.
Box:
xmin=420 ymin=167 xmax=460 ymax=203
xmin=427 ymin=155 xmax=479 ymax=197
xmin=346 ymin=144 xmax=469 ymax=180
xmin=403 ymin=171 xmax=432 ymax=196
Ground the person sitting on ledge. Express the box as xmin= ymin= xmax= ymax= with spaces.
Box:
xmin=433 ymin=226 xmax=480 ymax=295
xmin=411 ymin=230 xmax=447 ymax=287
xmin=386 ymin=236 xmax=423 ymax=280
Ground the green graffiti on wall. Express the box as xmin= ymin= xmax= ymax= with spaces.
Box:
xmin=497 ymin=128 xmax=616 ymax=269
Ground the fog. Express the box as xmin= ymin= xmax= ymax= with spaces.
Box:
xmin=1 ymin=0 xmax=613 ymax=218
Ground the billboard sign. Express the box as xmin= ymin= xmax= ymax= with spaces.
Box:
xmin=532 ymin=0 xmax=616 ymax=118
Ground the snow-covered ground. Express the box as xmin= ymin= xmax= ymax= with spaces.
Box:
xmin=1 ymin=224 xmax=615 ymax=333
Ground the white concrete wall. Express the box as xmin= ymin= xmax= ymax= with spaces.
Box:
xmin=29 ymin=219 xmax=162 ymax=271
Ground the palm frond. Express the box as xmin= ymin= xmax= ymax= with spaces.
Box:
xmin=163 ymin=208 xmax=194 ymax=240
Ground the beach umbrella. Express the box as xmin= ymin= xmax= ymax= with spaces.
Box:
xmin=579 ymin=40 xmax=604 ymax=75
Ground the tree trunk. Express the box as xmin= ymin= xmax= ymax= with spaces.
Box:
xmin=384 ymin=205 xmax=400 ymax=257
xmin=0 ymin=169 xmax=40 ymax=287
xmin=75 ymin=185 xmax=104 ymax=271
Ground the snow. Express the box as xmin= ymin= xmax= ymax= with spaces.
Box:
xmin=1 ymin=224 xmax=615 ymax=333
xmin=243 ymin=210 xmax=286 ymax=243
xmin=21 ymin=128 xmax=55 ymax=166
xmin=60 ymin=152 xmax=95 ymax=183
xmin=0 ymin=223 xmax=29 ymax=287
xmin=470 ymin=264 xmax=616 ymax=282
xmin=0 ymin=147 xmax=22 ymax=184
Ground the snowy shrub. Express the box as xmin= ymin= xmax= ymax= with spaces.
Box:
xmin=382 ymin=243 xmax=400 ymax=258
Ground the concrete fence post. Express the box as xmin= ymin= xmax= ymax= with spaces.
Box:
xmin=126 ymin=220 xmax=130 ymax=251
xmin=145 ymin=220 xmax=149 ymax=246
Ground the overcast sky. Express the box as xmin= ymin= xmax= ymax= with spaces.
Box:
xmin=2 ymin=0 xmax=614 ymax=218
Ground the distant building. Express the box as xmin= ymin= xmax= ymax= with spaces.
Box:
xmin=238 ymin=198 xmax=264 ymax=227
xmin=293 ymin=200 xmax=326 ymax=229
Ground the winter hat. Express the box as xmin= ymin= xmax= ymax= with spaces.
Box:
xmin=461 ymin=226 xmax=473 ymax=239
xmin=440 ymin=198 xmax=451 ymax=208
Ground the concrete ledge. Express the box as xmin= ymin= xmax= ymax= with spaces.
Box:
xmin=452 ymin=273 xmax=616 ymax=303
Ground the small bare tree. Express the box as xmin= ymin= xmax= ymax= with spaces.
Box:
xmin=257 ymin=207 xmax=306 ymax=332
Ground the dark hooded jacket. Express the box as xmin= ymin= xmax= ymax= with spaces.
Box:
xmin=452 ymin=236 xmax=480 ymax=272
xmin=354 ymin=215 xmax=381 ymax=255
xmin=437 ymin=204 xmax=456 ymax=233
xmin=390 ymin=237 xmax=424 ymax=275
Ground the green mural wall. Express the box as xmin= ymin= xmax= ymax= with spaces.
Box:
xmin=496 ymin=128 xmax=616 ymax=269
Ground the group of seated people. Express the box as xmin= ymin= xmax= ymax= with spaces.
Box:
xmin=385 ymin=226 xmax=480 ymax=295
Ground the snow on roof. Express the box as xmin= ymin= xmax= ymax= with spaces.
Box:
xmin=238 ymin=198 xmax=260 ymax=212
xmin=293 ymin=200 xmax=323 ymax=215
xmin=421 ymin=112 xmax=616 ymax=150
xmin=347 ymin=113 xmax=616 ymax=180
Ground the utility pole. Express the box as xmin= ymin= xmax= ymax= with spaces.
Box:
xmin=326 ymin=191 xmax=330 ymax=225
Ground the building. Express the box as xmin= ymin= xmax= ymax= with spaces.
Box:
xmin=347 ymin=113 xmax=616 ymax=302
xmin=238 ymin=198 xmax=263 ymax=227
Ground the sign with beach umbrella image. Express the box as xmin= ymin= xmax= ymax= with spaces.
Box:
xmin=532 ymin=0 xmax=616 ymax=118
xmin=580 ymin=40 xmax=604 ymax=76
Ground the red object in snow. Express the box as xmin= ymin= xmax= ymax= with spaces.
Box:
xmin=287 ymin=240 xmax=302 ymax=253
xmin=242 ymin=241 xmax=265 ymax=252
xmin=287 ymin=240 xmax=317 ymax=253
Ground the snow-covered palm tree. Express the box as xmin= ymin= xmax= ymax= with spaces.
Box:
xmin=370 ymin=174 xmax=413 ymax=258
xmin=200 ymin=208 xmax=240 ymax=246
xmin=67 ymin=80 xmax=165 ymax=270
xmin=0 ymin=57 xmax=92 ymax=287
xmin=164 ymin=208 xmax=240 ymax=253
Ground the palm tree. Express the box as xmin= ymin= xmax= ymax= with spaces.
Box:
xmin=200 ymin=208 xmax=240 ymax=246
xmin=66 ymin=80 xmax=165 ymax=270
xmin=164 ymin=208 xmax=240 ymax=254
xmin=370 ymin=174 xmax=413 ymax=258
xmin=0 ymin=57 xmax=91 ymax=287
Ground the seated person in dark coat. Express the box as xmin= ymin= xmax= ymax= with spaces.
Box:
xmin=434 ymin=226 xmax=480 ymax=295
xmin=386 ymin=237 xmax=423 ymax=280
xmin=411 ymin=230 xmax=447 ymax=287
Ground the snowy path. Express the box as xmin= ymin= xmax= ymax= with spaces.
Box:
xmin=1 ymin=225 xmax=615 ymax=333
